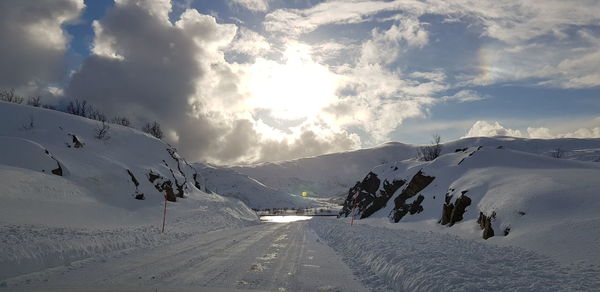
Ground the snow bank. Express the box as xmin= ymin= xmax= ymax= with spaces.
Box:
xmin=0 ymin=101 xmax=258 ymax=280
xmin=310 ymin=218 xmax=600 ymax=291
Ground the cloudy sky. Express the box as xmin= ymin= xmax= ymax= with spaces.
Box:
xmin=1 ymin=0 xmax=599 ymax=164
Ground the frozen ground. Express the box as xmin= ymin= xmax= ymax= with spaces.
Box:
xmin=2 ymin=220 xmax=367 ymax=292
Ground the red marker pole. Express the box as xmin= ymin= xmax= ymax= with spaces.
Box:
xmin=162 ymin=195 xmax=167 ymax=233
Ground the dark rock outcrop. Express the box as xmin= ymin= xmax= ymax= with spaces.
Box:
xmin=127 ymin=169 xmax=139 ymax=187
xmin=148 ymin=171 xmax=161 ymax=183
xmin=66 ymin=134 xmax=84 ymax=148
xmin=147 ymin=171 xmax=176 ymax=202
xmin=362 ymin=178 xmax=405 ymax=218
xmin=43 ymin=148 xmax=63 ymax=176
xmin=127 ymin=169 xmax=145 ymax=200
xmin=440 ymin=191 xmax=472 ymax=226
xmin=339 ymin=172 xmax=406 ymax=220
xmin=389 ymin=170 xmax=435 ymax=223
xmin=440 ymin=201 xmax=453 ymax=225
xmin=449 ymin=192 xmax=471 ymax=226
xmin=477 ymin=211 xmax=496 ymax=240
xmin=51 ymin=164 xmax=63 ymax=176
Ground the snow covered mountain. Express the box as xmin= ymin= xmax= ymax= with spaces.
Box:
xmin=193 ymin=162 xmax=318 ymax=209
xmin=233 ymin=136 xmax=600 ymax=198
xmin=0 ymin=101 xmax=258 ymax=279
xmin=337 ymin=142 xmax=600 ymax=263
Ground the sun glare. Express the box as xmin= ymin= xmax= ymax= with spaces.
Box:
xmin=245 ymin=43 xmax=339 ymax=120
xmin=260 ymin=215 xmax=313 ymax=223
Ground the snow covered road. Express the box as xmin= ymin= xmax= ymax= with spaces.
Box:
xmin=4 ymin=220 xmax=367 ymax=292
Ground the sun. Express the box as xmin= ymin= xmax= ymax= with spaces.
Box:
xmin=244 ymin=43 xmax=339 ymax=121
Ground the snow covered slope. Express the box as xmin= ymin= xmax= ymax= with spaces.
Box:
xmin=233 ymin=137 xmax=600 ymax=198
xmin=232 ymin=142 xmax=417 ymax=198
xmin=0 ymin=101 xmax=258 ymax=279
xmin=338 ymin=144 xmax=600 ymax=264
xmin=193 ymin=162 xmax=319 ymax=209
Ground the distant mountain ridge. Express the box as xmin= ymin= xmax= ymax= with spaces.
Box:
xmin=232 ymin=136 xmax=600 ymax=198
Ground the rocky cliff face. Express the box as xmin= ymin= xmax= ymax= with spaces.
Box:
xmin=339 ymin=171 xmax=406 ymax=220
xmin=338 ymin=146 xmax=527 ymax=240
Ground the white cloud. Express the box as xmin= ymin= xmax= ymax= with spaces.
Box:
xmin=264 ymin=0 xmax=600 ymax=88
xmin=68 ymin=1 xmax=361 ymax=164
xmin=264 ymin=0 xmax=414 ymax=36
xmin=229 ymin=0 xmax=271 ymax=12
xmin=526 ymin=127 xmax=554 ymax=139
xmin=0 ymin=0 xmax=84 ymax=91
xmin=441 ymin=90 xmax=486 ymax=103
xmin=464 ymin=121 xmax=523 ymax=138
xmin=465 ymin=120 xmax=600 ymax=139
xmin=359 ymin=17 xmax=428 ymax=65
xmin=228 ymin=28 xmax=271 ymax=57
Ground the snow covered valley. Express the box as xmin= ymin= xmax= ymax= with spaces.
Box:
xmin=2 ymin=101 xmax=600 ymax=291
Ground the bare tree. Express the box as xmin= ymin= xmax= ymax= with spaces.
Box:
xmin=27 ymin=96 xmax=42 ymax=107
xmin=0 ymin=88 xmax=24 ymax=104
xmin=142 ymin=121 xmax=163 ymax=139
xmin=111 ymin=116 xmax=132 ymax=127
xmin=551 ymin=147 xmax=563 ymax=158
xmin=88 ymin=108 xmax=107 ymax=122
xmin=417 ymin=133 xmax=442 ymax=161
xmin=94 ymin=121 xmax=111 ymax=140
xmin=66 ymin=99 xmax=90 ymax=117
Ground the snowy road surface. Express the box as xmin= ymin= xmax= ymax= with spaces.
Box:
xmin=5 ymin=220 xmax=367 ymax=292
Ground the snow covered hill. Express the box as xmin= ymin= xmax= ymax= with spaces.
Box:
xmin=193 ymin=162 xmax=318 ymax=209
xmin=233 ymin=136 xmax=600 ymax=198
xmin=0 ymin=101 xmax=258 ymax=279
xmin=337 ymin=143 xmax=600 ymax=264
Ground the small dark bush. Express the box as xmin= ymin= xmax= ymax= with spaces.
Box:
xmin=142 ymin=121 xmax=163 ymax=139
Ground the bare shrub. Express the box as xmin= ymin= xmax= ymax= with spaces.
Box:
xmin=95 ymin=121 xmax=111 ymax=140
xmin=142 ymin=121 xmax=163 ymax=139
xmin=26 ymin=96 xmax=42 ymax=107
xmin=111 ymin=116 xmax=132 ymax=127
xmin=66 ymin=99 xmax=90 ymax=117
xmin=0 ymin=88 xmax=24 ymax=104
xmin=551 ymin=147 xmax=563 ymax=158
xmin=88 ymin=108 xmax=107 ymax=122
xmin=417 ymin=133 xmax=442 ymax=161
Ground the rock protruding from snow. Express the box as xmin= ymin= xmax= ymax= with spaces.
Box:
xmin=339 ymin=171 xmax=407 ymax=220
xmin=440 ymin=190 xmax=472 ymax=227
xmin=389 ymin=170 xmax=434 ymax=223
xmin=477 ymin=211 xmax=496 ymax=239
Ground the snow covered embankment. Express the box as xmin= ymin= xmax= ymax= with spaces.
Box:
xmin=310 ymin=219 xmax=600 ymax=291
xmin=0 ymin=101 xmax=259 ymax=281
